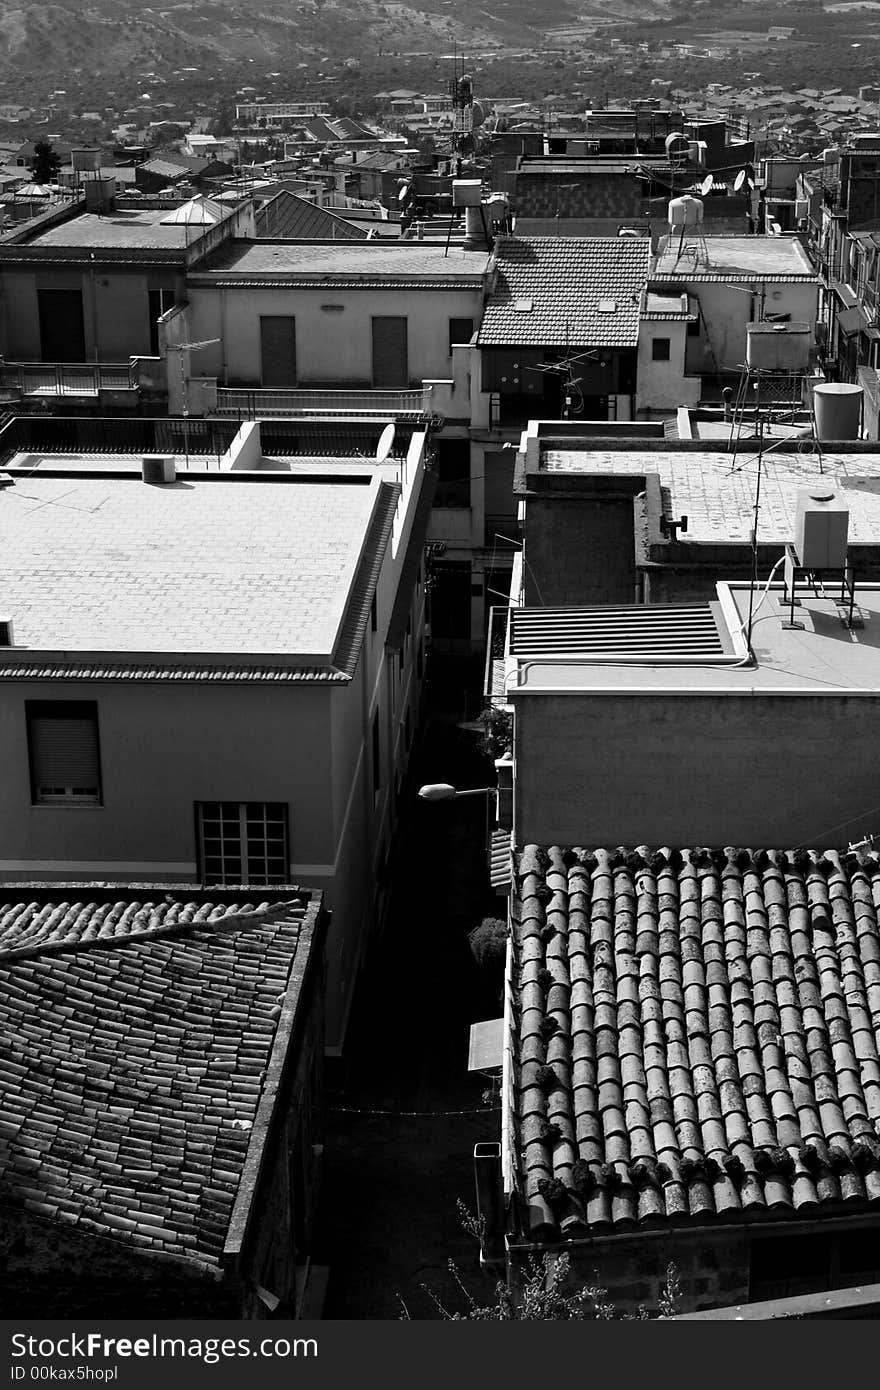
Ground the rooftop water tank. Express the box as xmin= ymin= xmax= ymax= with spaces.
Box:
xmin=746 ymin=322 xmax=811 ymax=372
xmin=813 ymin=382 xmax=863 ymax=440
xmin=668 ymin=194 xmax=704 ymax=227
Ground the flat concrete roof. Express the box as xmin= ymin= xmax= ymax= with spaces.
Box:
xmin=512 ymin=583 xmax=880 ymax=695
xmin=193 ymin=239 xmax=490 ymax=279
xmin=0 ymin=467 xmax=380 ymax=660
xmin=652 ymin=235 xmax=816 ymax=279
xmin=22 ymin=210 xmax=198 ymax=251
xmin=540 ymin=447 xmax=880 ymax=544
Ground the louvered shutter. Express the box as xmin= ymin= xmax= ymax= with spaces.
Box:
xmin=371 ymin=316 xmax=408 ymax=387
xmin=260 ymin=316 xmax=297 ymax=387
xmin=29 ymin=707 xmax=100 ymax=801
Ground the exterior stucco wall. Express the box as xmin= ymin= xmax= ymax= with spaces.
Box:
xmin=524 ymin=498 xmax=638 ymax=606
xmin=636 ymin=320 xmax=700 ymax=411
xmin=1 ymin=268 xmax=181 ymax=361
xmin=684 ymin=280 xmax=818 ymax=376
xmin=0 ymin=681 xmax=334 ymax=879
xmin=513 ymin=690 xmax=880 ymax=847
xmin=184 ymin=284 xmax=483 ymax=387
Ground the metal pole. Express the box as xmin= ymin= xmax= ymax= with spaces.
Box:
xmin=746 ymin=393 xmax=763 ymax=649
xmin=181 ymin=348 xmax=189 ymax=470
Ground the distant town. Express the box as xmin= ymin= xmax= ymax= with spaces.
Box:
xmin=3 ymin=34 xmax=880 ymax=1327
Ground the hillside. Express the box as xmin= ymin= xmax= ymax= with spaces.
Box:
xmin=0 ymin=0 xmax=589 ymax=95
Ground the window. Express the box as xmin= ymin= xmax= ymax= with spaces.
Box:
xmin=449 ymin=316 xmax=474 ymax=355
xmin=433 ymin=438 xmax=471 ymax=508
xmin=652 ymin=337 xmax=671 ymax=361
xmin=372 ymin=711 xmax=381 ymax=799
xmin=429 ymin=561 xmax=472 ymax=638
xmin=27 ymin=701 xmax=101 ymax=804
xmin=197 ymin=802 xmax=289 ymax=885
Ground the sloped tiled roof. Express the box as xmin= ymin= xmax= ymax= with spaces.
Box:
xmin=0 ymin=890 xmax=321 ymax=1267
xmin=254 ymin=190 xmax=367 ymax=241
xmin=511 ymin=845 xmax=880 ymax=1243
xmin=478 ymin=237 xmax=651 ymax=348
xmin=139 ymin=157 xmax=190 ymax=181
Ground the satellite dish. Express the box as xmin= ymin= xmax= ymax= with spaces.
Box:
xmin=376 ymin=423 xmax=396 ymax=462
xmin=734 ymin=169 xmax=747 ymax=191
xmin=700 ymin=174 xmax=713 ymax=196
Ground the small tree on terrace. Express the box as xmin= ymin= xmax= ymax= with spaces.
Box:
xmin=31 ymin=138 xmax=61 ymax=183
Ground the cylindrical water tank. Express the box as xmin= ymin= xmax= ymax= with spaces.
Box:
xmin=813 ymin=382 xmax=863 ymax=440
xmin=668 ymin=194 xmax=704 ymax=227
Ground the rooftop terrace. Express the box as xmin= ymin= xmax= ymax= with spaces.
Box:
xmin=652 ymin=235 xmax=816 ymax=280
xmin=0 ymin=463 xmax=397 ymax=668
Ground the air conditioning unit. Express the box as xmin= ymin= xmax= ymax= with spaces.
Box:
xmin=142 ymin=454 xmax=177 ymax=485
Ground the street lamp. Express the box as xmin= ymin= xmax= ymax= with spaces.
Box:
xmin=418 ymin=783 xmax=496 ymax=802
xmin=167 ymin=338 xmax=220 ymax=469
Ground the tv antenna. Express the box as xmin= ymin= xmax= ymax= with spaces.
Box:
xmin=525 ymin=326 xmax=601 ymax=419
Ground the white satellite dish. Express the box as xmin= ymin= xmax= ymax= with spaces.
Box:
xmin=700 ymin=174 xmax=714 ymax=196
xmin=376 ymin=423 xmax=396 ymax=462
xmin=734 ymin=169 xmax=747 ymax=191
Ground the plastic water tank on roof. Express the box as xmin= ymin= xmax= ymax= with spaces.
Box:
xmin=668 ymin=194 xmax=704 ymax=227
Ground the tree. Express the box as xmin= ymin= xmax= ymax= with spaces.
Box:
xmin=405 ymin=1204 xmax=684 ymax=1320
xmin=31 ymin=138 xmax=61 ymax=184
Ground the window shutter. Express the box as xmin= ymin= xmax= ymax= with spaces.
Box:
xmin=30 ymin=713 xmax=100 ymax=799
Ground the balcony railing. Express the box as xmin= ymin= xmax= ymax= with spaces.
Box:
xmin=0 ymin=414 xmax=239 ymax=466
xmin=214 ymin=385 xmax=431 ymax=419
xmin=0 ymin=361 xmax=138 ymax=398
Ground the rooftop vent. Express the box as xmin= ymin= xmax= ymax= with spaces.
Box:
xmin=597 ymin=298 xmax=617 ymax=313
xmin=508 ymin=602 xmax=743 ymax=663
xmin=0 ymin=617 xmax=14 ymax=647
xmin=513 ymin=298 xmax=534 ymax=313
xmin=142 ymin=455 xmax=177 ymax=486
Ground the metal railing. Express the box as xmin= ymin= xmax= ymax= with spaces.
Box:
xmin=214 ymin=385 xmax=429 ymax=418
xmin=0 ymin=414 xmax=238 ymax=466
xmin=0 ymin=361 xmax=138 ymax=398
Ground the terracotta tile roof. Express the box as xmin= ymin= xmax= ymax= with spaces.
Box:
xmin=511 ymin=846 xmax=880 ymax=1242
xmin=478 ymin=237 xmax=651 ymax=348
xmin=0 ymin=890 xmax=320 ymax=1268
